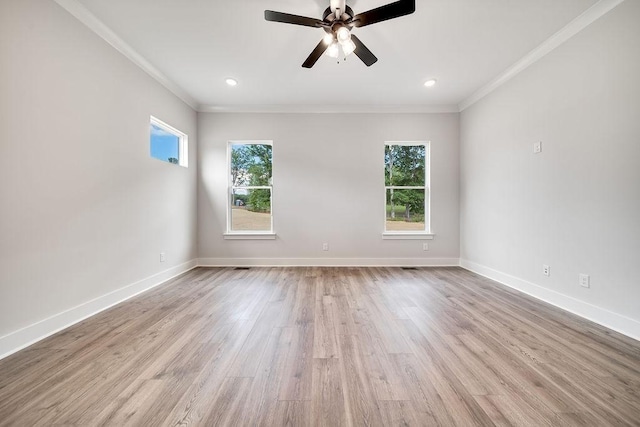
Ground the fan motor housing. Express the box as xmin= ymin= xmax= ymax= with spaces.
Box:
xmin=322 ymin=6 xmax=355 ymax=35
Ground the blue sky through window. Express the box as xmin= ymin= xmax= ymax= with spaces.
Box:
xmin=150 ymin=123 xmax=179 ymax=163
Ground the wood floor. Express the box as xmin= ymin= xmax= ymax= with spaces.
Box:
xmin=0 ymin=267 xmax=639 ymax=426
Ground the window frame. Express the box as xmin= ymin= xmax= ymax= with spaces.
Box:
xmin=225 ymin=140 xmax=275 ymax=238
xmin=149 ymin=116 xmax=188 ymax=167
xmin=383 ymin=141 xmax=433 ymax=239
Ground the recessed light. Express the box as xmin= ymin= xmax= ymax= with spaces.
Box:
xmin=424 ymin=79 xmax=437 ymax=88
xmin=225 ymin=78 xmax=238 ymax=87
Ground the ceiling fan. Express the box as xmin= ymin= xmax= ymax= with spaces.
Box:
xmin=264 ymin=0 xmax=415 ymax=68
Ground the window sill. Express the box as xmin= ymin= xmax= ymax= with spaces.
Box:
xmin=223 ymin=233 xmax=276 ymax=240
xmin=382 ymin=233 xmax=434 ymax=240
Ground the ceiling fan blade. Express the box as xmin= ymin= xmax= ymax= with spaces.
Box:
xmin=351 ymin=35 xmax=378 ymax=66
xmin=352 ymin=0 xmax=415 ymax=28
xmin=302 ymin=39 xmax=329 ymax=68
xmin=264 ymin=10 xmax=323 ymax=27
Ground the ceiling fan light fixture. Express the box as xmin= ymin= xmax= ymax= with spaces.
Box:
xmin=325 ymin=42 xmax=340 ymax=58
xmin=265 ymin=0 xmax=415 ymax=68
xmin=424 ymin=79 xmax=437 ymax=87
xmin=342 ymin=39 xmax=356 ymax=56
xmin=336 ymin=26 xmax=351 ymax=43
xmin=323 ymin=33 xmax=334 ymax=45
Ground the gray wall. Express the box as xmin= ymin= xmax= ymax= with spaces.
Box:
xmin=0 ymin=0 xmax=198 ymax=339
xmin=460 ymin=1 xmax=640 ymax=328
xmin=198 ymin=113 xmax=460 ymax=263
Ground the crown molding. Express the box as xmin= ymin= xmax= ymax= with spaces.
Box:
xmin=52 ymin=0 xmax=457 ymax=115
xmin=55 ymin=0 xmax=622 ymax=116
xmin=197 ymin=104 xmax=460 ymax=114
xmin=54 ymin=0 xmax=198 ymax=110
xmin=458 ymin=0 xmax=625 ymax=112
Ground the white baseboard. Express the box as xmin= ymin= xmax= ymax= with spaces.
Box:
xmin=460 ymin=259 xmax=640 ymax=342
xmin=0 ymin=257 xmax=458 ymax=360
xmin=5 ymin=257 xmax=635 ymax=361
xmin=197 ymin=257 xmax=460 ymax=267
xmin=0 ymin=260 xmax=198 ymax=360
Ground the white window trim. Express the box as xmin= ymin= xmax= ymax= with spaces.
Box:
xmin=223 ymin=233 xmax=276 ymax=240
xmin=382 ymin=233 xmax=434 ymax=240
xmin=383 ymin=141 xmax=431 ymax=239
xmin=150 ymin=115 xmax=188 ymax=167
xmin=226 ymin=140 xmax=275 ymax=238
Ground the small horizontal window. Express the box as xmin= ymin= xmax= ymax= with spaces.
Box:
xmin=150 ymin=116 xmax=188 ymax=167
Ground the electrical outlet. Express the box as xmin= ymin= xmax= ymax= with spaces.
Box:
xmin=322 ymin=243 xmax=329 ymax=251
xmin=422 ymin=243 xmax=429 ymax=251
xmin=533 ymin=141 xmax=542 ymax=154
xmin=579 ymin=274 xmax=590 ymax=288
xmin=542 ymin=264 xmax=550 ymax=276
xmin=160 ymin=252 xmax=166 ymax=262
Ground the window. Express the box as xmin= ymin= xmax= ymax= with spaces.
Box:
xmin=150 ymin=116 xmax=188 ymax=167
xmin=384 ymin=142 xmax=430 ymax=235
xmin=227 ymin=141 xmax=273 ymax=235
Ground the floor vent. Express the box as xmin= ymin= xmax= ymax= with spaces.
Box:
xmin=401 ymin=267 xmax=418 ymax=270
xmin=234 ymin=267 xmax=251 ymax=270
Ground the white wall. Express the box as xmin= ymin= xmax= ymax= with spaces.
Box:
xmin=460 ymin=1 xmax=640 ymax=338
xmin=198 ymin=113 xmax=459 ymax=265
xmin=0 ymin=0 xmax=198 ymax=355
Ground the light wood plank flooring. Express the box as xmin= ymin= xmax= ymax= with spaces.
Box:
xmin=0 ymin=267 xmax=639 ymax=426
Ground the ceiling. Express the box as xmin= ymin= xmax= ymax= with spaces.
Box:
xmin=68 ymin=0 xmax=599 ymax=111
